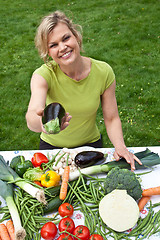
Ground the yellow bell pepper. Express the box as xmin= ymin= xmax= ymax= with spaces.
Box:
xmin=41 ymin=170 xmax=60 ymax=188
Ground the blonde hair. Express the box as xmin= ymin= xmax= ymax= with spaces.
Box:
xmin=35 ymin=10 xmax=83 ymax=62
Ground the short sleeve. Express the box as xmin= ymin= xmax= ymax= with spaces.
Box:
xmin=33 ymin=64 xmax=54 ymax=89
xmin=104 ymin=64 xmax=115 ymax=89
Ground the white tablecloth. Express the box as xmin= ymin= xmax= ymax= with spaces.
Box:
xmin=0 ymin=146 xmax=160 ymax=239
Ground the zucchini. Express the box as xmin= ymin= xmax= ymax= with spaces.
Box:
xmin=43 ymin=196 xmax=63 ymax=214
xmin=45 ymin=185 xmax=61 ymax=196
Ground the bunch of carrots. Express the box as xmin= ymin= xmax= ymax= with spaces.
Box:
xmin=0 ymin=219 xmax=15 ymax=240
xmin=138 ymin=186 xmax=160 ymax=211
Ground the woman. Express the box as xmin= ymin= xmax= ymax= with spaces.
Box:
xmin=26 ymin=11 xmax=141 ymax=171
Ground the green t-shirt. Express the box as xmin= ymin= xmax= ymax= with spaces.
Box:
xmin=34 ymin=58 xmax=115 ymax=148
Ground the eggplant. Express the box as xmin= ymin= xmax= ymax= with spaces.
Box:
xmin=42 ymin=102 xmax=65 ymax=134
xmin=74 ymin=151 xmax=105 ymax=168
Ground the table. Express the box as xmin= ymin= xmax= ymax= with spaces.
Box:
xmin=0 ymin=146 xmax=160 ymax=240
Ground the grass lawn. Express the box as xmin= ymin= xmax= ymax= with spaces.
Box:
xmin=0 ymin=0 xmax=159 ymax=150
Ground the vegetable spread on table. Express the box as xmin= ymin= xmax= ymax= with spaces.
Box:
xmin=0 ymin=147 xmax=160 ymax=240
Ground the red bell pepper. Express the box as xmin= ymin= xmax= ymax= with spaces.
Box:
xmin=31 ymin=153 xmax=49 ymax=167
xmin=34 ymin=181 xmax=43 ymax=187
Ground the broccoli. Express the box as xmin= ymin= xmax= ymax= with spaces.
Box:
xmin=105 ymin=167 xmax=142 ymax=200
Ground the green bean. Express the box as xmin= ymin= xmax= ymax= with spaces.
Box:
xmin=86 ymin=206 xmax=96 ymax=233
xmin=67 ymin=176 xmax=82 ymax=202
xmin=99 ymin=216 xmax=108 ymax=234
xmin=82 ymin=173 xmax=106 ymax=182
xmin=68 ymin=182 xmax=95 ymax=231
xmin=0 ymin=206 xmax=9 ymax=212
xmin=23 ymin=207 xmax=35 ymax=227
xmin=89 ymin=181 xmax=97 ymax=203
xmin=76 ymin=186 xmax=92 ymax=197
xmin=97 ymin=181 xmax=106 ymax=193
xmin=128 ymin=207 xmax=153 ymax=235
xmin=76 ymin=189 xmax=95 ymax=204
xmin=112 ymin=230 xmax=119 ymax=240
xmin=55 ymin=152 xmax=66 ymax=166
xmin=147 ymin=211 xmax=160 ymax=237
xmin=140 ymin=224 xmax=154 ymax=240
xmin=152 ymin=202 xmax=160 ymax=208
xmin=0 ymin=213 xmax=11 ymax=222
xmin=95 ymin=213 xmax=109 ymax=240
xmin=35 ymin=232 xmax=41 ymax=240
xmin=42 ymin=150 xmax=61 ymax=170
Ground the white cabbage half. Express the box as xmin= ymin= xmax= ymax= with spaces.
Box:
xmin=99 ymin=189 xmax=140 ymax=232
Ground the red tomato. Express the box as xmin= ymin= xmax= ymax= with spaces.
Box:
xmin=57 ymin=233 xmax=73 ymax=240
xmin=73 ymin=225 xmax=90 ymax=240
xmin=89 ymin=234 xmax=104 ymax=240
xmin=58 ymin=217 xmax=75 ymax=233
xmin=41 ymin=222 xmax=57 ymax=240
xmin=58 ymin=203 xmax=74 ymax=217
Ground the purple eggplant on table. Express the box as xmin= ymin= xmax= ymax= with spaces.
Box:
xmin=74 ymin=151 xmax=105 ymax=168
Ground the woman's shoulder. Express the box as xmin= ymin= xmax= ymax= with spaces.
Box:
xmin=34 ymin=60 xmax=58 ymax=74
xmin=33 ymin=61 xmax=58 ymax=85
xmin=90 ymin=58 xmax=113 ymax=73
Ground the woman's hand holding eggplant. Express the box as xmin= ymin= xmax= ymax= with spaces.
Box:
xmin=60 ymin=112 xmax=72 ymax=131
xmin=37 ymin=109 xmax=72 ymax=134
xmin=36 ymin=109 xmax=48 ymax=134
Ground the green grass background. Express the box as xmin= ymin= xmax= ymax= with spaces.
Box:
xmin=0 ymin=0 xmax=159 ymax=151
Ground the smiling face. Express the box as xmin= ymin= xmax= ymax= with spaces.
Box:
xmin=48 ymin=22 xmax=81 ymax=67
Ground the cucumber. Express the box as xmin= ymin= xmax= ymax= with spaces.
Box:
xmin=44 ymin=196 xmax=63 ymax=214
xmin=45 ymin=185 xmax=61 ymax=196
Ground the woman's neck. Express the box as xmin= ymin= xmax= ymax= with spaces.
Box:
xmin=59 ymin=56 xmax=91 ymax=81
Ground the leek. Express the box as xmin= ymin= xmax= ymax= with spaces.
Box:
xmin=69 ymin=148 xmax=160 ymax=181
xmin=0 ymin=155 xmax=46 ymax=204
xmin=0 ymin=180 xmax=26 ymax=240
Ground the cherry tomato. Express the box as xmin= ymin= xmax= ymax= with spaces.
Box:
xmin=41 ymin=222 xmax=57 ymax=240
xmin=57 ymin=233 xmax=73 ymax=240
xmin=58 ymin=203 xmax=74 ymax=217
xmin=73 ymin=225 xmax=90 ymax=240
xmin=58 ymin=217 xmax=75 ymax=233
xmin=89 ymin=234 xmax=104 ymax=240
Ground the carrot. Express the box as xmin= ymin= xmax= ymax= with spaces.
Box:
xmin=138 ymin=196 xmax=151 ymax=211
xmin=59 ymin=165 xmax=70 ymax=200
xmin=0 ymin=223 xmax=11 ymax=240
xmin=6 ymin=220 xmax=15 ymax=240
xmin=59 ymin=154 xmax=70 ymax=200
xmin=142 ymin=186 xmax=160 ymax=197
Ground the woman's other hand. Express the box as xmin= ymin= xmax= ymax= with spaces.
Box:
xmin=113 ymin=147 xmax=142 ymax=171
